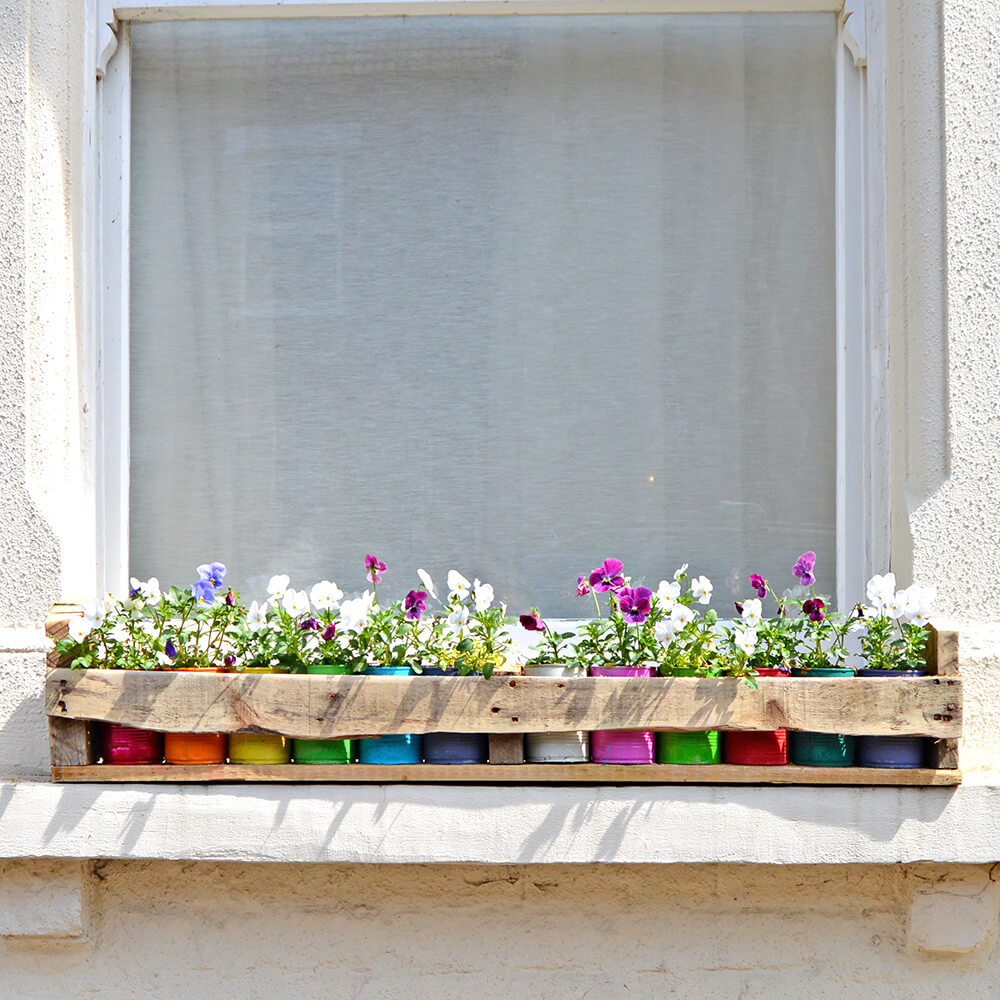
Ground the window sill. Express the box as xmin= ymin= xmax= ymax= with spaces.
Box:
xmin=2 ymin=774 xmax=999 ymax=865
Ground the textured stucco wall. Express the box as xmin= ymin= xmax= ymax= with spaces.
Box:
xmin=1 ymin=2 xmax=1000 ymax=998
xmin=2 ymin=861 xmax=1000 ymax=999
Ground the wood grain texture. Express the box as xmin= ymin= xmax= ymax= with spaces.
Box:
xmin=44 ymin=669 xmax=963 ymax=739
xmin=49 ymin=763 xmax=963 ymax=786
xmin=47 ymin=718 xmax=98 ymax=767
xmin=927 ymin=620 xmax=961 ymax=770
xmin=488 ymin=734 xmax=525 ymax=764
xmin=44 ymin=602 xmax=85 ymax=670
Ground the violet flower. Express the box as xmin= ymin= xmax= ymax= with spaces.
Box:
xmin=792 ymin=551 xmax=817 ymax=588
xmin=618 ymin=586 xmax=653 ymax=623
xmin=197 ymin=562 xmax=227 ymax=590
xmin=164 ymin=639 xmax=178 ymax=660
xmin=404 ymin=589 xmax=428 ymax=621
xmin=365 ymin=554 xmax=387 ymax=584
xmin=749 ymin=573 xmax=767 ymax=599
xmin=299 ymin=617 xmax=321 ymax=631
xmin=321 ymin=622 xmax=337 ymax=642
xmin=589 ymin=558 xmax=625 ymax=593
xmin=519 ymin=612 xmax=546 ymax=632
xmin=191 ymin=580 xmax=215 ymax=606
xmin=224 ymin=654 xmax=236 ymax=668
xmin=576 ymin=576 xmax=591 ymax=597
xmin=803 ymin=598 xmax=825 ymax=622
xmin=224 ymin=589 xmax=236 ymax=607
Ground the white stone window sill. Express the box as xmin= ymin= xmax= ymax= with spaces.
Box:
xmin=1 ymin=773 xmax=999 ymax=865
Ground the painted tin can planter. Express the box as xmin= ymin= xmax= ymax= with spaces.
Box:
xmin=228 ymin=666 xmax=291 ymax=765
xmin=421 ymin=667 xmax=488 ymax=765
xmin=292 ymin=663 xmax=354 ymax=764
xmin=589 ymin=665 xmax=655 ymax=764
xmin=723 ymin=667 xmax=789 ymax=766
xmin=164 ymin=667 xmax=227 ymax=765
xmin=656 ymin=667 xmax=720 ymax=764
xmin=856 ymin=668 xmax=927 ymax=768
xmin=104 ymin=723 xmax=164 ymax=765
xmin=358 ymin=665 xmax=423 ymax=764
xmin=523 ymin=664 xmax=589 ymax=763
xmin=657 ymin=730 xmax=721 ymax=764
xmin=788 ymin=665 xmax=856 ymax=767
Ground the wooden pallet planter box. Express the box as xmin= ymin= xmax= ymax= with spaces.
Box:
xmin=44 ymin=604 xmax=962 ymax=786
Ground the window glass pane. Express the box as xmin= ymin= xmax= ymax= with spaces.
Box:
xmin=130 ymin=14 xmax=836 ymax=614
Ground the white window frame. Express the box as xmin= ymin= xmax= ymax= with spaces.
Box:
xmin=85 ymin=0 xmax=888 ymax=611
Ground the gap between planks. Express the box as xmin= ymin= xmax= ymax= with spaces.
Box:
xmin=50 ymin=763 xmax=963 ymax=786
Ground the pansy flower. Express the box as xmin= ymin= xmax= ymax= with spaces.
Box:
xmin=364 ymin=554 xmax=387 ymax=584
xmin=588 ymin=558 xmax=625 ymax=593
xmin=618 ymin=586 xmax=653 ymax=623
xmin=793 ymin=551 xmax=817 ymax=588
xmin=748 ymin=573 xmax=767 ymax=599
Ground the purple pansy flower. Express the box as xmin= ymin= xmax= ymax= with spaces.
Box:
xmin=748 ymin=573 xmax=767 ymax=599
xmin=576 ymin=576 xmax=591 ymax=597
xmin=803 ymin=598 xmax=825 ymax=622
xmin=734 ymin=601 xmax=744 ymax=615
xmin=588 ymin=558 xmax=626 ymax=593
xmin=792 ymin=551 xmax=817 ymax=588
xmin=365 ymin=554 xmax=387 ymax=584
xmin=224 ymin=654 xmax=236 ymax=668
xmin=404 ymin=589 xmax=428 ymax=621
xmin=191 ymin=579 xmax=215 ymax=606
xmin=299 ymin=617 xmax=321 ymax=631
xmin=618 ymin=586 xmax=653 ymax=623
xmin=321 ymin=622 xmax=337 ymax=642
xmin=224 ymin=589 xmax=236 ymax=607
xmin=519 ymin=612 xmax=546 ymax=632
xmin=164 ymin=639 xmax=178 ymax=660
xmin=197 ymin=562 xmax=227 ymax=590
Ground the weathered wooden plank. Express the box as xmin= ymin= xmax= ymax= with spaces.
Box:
xmin=45 ymin=669 xmax=963 ymax=739
xmin=44 ymin=602 xmax=85 ymax=670
xmin=47 ymin=718 xmax=98 ymax=768
xmin=488 ymin=734 xmax=525 ymax=764
xmin=49 ymin=763 xmax=963 ymax=786
xmin=927 ymin=620 xmax=960 ymax=770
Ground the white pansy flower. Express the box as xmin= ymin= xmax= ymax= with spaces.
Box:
xmin=310 ymin=580 xmax=343 ymax=611
xmin=68 ymin=617 xmax=95 ymax=643
xmin=473 ymin=579 xmax=494 ymax=613
xmin=654 ymin=620 xmax=676 ymax=645
xmin=85 ymin=596 xmax=109 ymax=624
xmin=673 ymin=563 xmax=689 ymax=581
xmin=447 ymin=570 xmax=472 ymax=602
xmin=447 ymin=604 xmax=470 ymax=637
xmin=903 ymin=584 xmax=937 ymax=626
xmin=110 ymin=623 xmax=130 ymax=645
xmin=143 ymin=577 xmax=162 ymax=605
xmin=339 ymin=591 xmax=374 ymax=633
xmin=733 ymin=626 xmax=758 ymax=655
xmin=691 ymin=575 xmax=713 ymax=605
xmin=417 ymin=569 xmax=437 ymax=600
xmin=282 ymin=589 xmax=310 ymax=617
xmin=671 ymin=605 xmax=696 ymax=630
xmin=656 ymin=580 xmax=681 ymax=611
xmin=267 ymin=574 xmax=291 ymax=602
xmin=866 ymin=573 xmax=896 ymax=612
xmin=740 ymin=598 xmax=763 ymax=629
xmin=246 ymin=600 xmax=268 ymax=631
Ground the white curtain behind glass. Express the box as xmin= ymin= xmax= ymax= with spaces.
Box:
xmin=130 ymin=14 xmax=837 ymax=615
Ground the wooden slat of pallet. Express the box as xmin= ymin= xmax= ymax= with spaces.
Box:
xmin=488 ymin=734 xmax=525 ymax=764
xmin=49 ymin=763 xmax=962 ymax=786
xmin=44 ymin=669 xmax=963 ymax=739
xmin=44 ymin=604 xmax=93 ymax=764
xmin=927 ymin=621 xmax=960 ymax=770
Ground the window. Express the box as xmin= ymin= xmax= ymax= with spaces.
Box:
xmin=95 ymin=2 xmax=883 ymax=615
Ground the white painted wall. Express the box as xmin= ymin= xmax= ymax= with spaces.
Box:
xmin=3 ymin=0 xmax=1000 ymax=995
